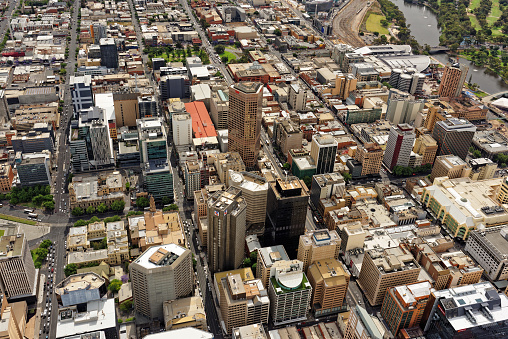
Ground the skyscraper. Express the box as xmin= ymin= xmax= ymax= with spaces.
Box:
xmin=130 ymin=244 xmax=193 ymax=320
xmin=228 ymin=82 xmax=263 ymax=169
xmin=385 ymin=88 xmax=424 ymax=125
xmin=297 ymin=229 xmax=341 ymax=273
xmin=432 ymin=118 xmax=476 ymax=160
xmin=70 ymin=75 xmax=93 ymax=117
xmin=138 ymin=96 xmax=157 ymax=118
xmin=438 ymin=63 xmax=469 ymax=98
xmin=310 ymin=134 xmax=338 ymax=175
xmin=207 ymin=187 xmax=247 ymax=274
xmin=382 ymin=124 xmax=416 ymax=170
xmin=99 ymin=38 xmax=118 ymax=69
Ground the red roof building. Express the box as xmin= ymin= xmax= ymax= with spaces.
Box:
xmin=185 ymin=101 xmax=217 ymax=139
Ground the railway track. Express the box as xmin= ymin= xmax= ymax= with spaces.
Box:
xmin=333 ymin=0 xmax=367 ymax=47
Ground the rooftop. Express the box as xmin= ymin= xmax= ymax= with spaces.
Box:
xmin=258 ymin=245 xmax=290 ymax=268
xmin=134 ymin=243 xmax=187 ymax=269
xmin=232 ymin=82 xmax=263 ymax=94
xmin=56 ymin=299 xmax=116 ymax=338
xmin=0 ymin=234 xmax=25 ymax=258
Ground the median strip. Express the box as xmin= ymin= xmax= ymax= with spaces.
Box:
xmin=0 ymin=213 xmax=36 ymax=225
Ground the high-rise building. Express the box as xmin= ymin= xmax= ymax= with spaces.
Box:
xmin=265 ymin=178 xmax=309 ymax=256
xmin=465 ymin=225 xmax=508 ymax=281
xmin=228 ymin=170 xmax=268 ymax=235
xmin=421 ymin=282 xmax=508 ymax=338
xmin=184 ymin=161 xmax=201 ymax=199
xmin=228 ymin=82 xmax=263 ymax=168
xmin=213 ymin=152 xmax=246 ymax=186
xmin=433 ymin=118 xmax=476 ymax=160
xmin=497 ymin=177 xmax=508 ymax=204
xmin=91 ymin=23 xmax=107 ymax=44
xmin=137 ymin=118 xmax=173 ymax=202
xmin=0 ymin=234 xmax=36 ymax=301
xmin=0 ymin=298 xmax=28 ymax=339
xmin=413 ymin=134 xmax=438 ymax=165
xmin=310 ymin=134 xmax=338 ymax=175
xmin=16 ymin=152 xmax=51 ymax=186
xmin=130 ymin=244 xmax=193 ymax=320
xmin=354 ymin=142 xmax=384 ymax=176
xmin=159 ymin=75 xmax=188 ymax=100
xmin=341 ymin=305 xmax=384 ymax=339
xmin=11 ymin=131 xmax=54 ymax=154
xmin=297 ymin=229 xmax=341 ymax=273
xmin=334 ymin=73 xmax=357 ymax=100
xmin=99 ymin=38 xmax=118 ymax=69
xmin=172 ymin=112 xmax=192 ymax=146
xmin=217 ymin=272 xmax=269 ymax=334
xmin=288 ymin=84 xmax=307 ymax=111
xmin=383 ymin=124 xmax=416 ymax=170
xmin=256 ymin=245 xmax=290 ymax=289
xmin=438 ymin=63 xmax=469 ymax=98
xmin=380 ymin=281 xmax=432 ymax=336
xmin=429 ymin=155 xmax=471 ymax=182
xmin=385 ymin=89 xmax=424 ymax=125
xmin=468 ymin=158 xmax=497 ymax=180
xmin=70 ymin=75 xmax=93 ymax=117
xmin=389 ymin=69 xmax=425 ymax=95
xmin=267 ymin=260 xmax=312 ymax=325
xmin=207 ymin=187 xmax=247 ymax=274
xmin=309 ymin=173 xmax=345 ymax=215
xmin=138 ymin=96 xmax=157 ymax=118
xmin=357 ymin=247 xmax=421 ymax=306
xmin=273 ymin=118 xmax=303 ymax=157
xmin=113 ymin=92 xmax=140 ymax=128
xmin=307 ymin=259 xmax=349 ymax=316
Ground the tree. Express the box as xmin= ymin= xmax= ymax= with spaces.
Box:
xmin=42 ymin=200 xmax=55 ymax=211
xmin=34 ymin=247 xmax=48 ymax=259
xmin=472 ymin=150 xmax=482 ymax=158
xmin=214 ymin=44 xmax=225 ymax=54
xmin=221 ymin=55 xmax=229 ymax=64
xmin=125 ymin=182 xmax=130 ymax=191
xmin=282 ymin=163 xmax=290 ymax=170
xmin=86 ymin=206 xmax=96 ymax=214
xmin=119 ymin=300 xmax=133 ymax=312
xmin=274 ymin=29 xmax=282 ymax=36
xmin=342 ymin=173 xmax=352 ymax=183
xmin=97 ymin=203 xmax=108 ymax=213
xmin=72 ymin=207 xmax=84 ymax=216
xmin=166 ymin=204 xmax=179 ymax=211
xmin=111 ymin=200 xmax=125 ymax=211
xmin=136 ymin=197 xmax=150 ymax=209
xmin=302 ymin=176 xmax=312 ymax=188
xmin=108 ymin=279 xmax=122 ymax=293
xmin=64 ymin=264 xmax=78 ymax=277
xmin=40 ymin=239 xmax=52 ymax=249
xmin=250 ymin=251 xmax=257 ymax=263
xmin=161 ymin=196 xmax=172 ymax=205
xmin=243 ymin=257 xmax=252 ymax=267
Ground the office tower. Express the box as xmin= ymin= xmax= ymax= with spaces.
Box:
xmin=217 ymin=272 xmax=269 ymax=334
xmin=0 ymin=234 xmax=36 ymax=301
xmin=113 ymin=92 xmax=140 ymax=128
xmin=16 ymin=152 xmax=51 ymax=186
xmin=468 ymin=158 xmax=497 ymax=180
xmin=433 ymin=118 xmax=476 ymax=160
xmin=273 ymin=118 xmax=303 ymax=157
xmin=265 ymin=177 xmax=309 ymax=256
xmin=138 ymin=96 xmax=157 ymax=118
xmin=380 ymin=281 xmax=431 ymax=336
xmin=389 ymin=69 xmax=425 ymax=95
xmin=334 ymin=73 xmax=357 ymax=100
xmin=213 ymin=152 xmax=246 ymax=186
xmin=130 ymin=244 xmax=193 ymax=320
xmin=228 ymin=170 xmax=269 ymax=235
xmin=421 ymin=282 xmax=508 ymax=337
xmin=354 ymin=142 xmax=384 ymax=176
xmin=307 ymin=259 xmax=349 ymax=316
xmin=357 ymin=247 xmax=420 ymax=306
xmin=385 ymin=89 xmax=424 ymax=125
xmin=310 ymin=134 xmax=338 ymax=175
xmin=70 ymin=75 xmax=93 ymax=116
xmin=465 ymin=225 xmax=508 ymax=281
xmin=137 ymin=118 xmax=173 ymax=202
xmin=288 ymin=84 xmax=307 ymax=111
xmin=268 ymin=260 xmax=312 ymax=325
xmin=309 ymin=173 xmax=345 ymax=214
xmin=184 ymin=161 xmax=201 ymax=198
xmin=11 ymin=131 xmax=54 ymax=154
xmin=297 ymin=229 xmax=341 ymax=273
xmin=382 ymin=124 xmax=416 ymax=170
xmin=228 ymin=82 xmax=263 ymax=168
xmin=438 ymin=63 xmax=469 ymax=98
xmin=99 ymin=38 xmax=118 ymax=69
xmin=91 ymin=23 xmax=107 ymax=44
xmin=152 ymin=58 xmax=166 ymax=71
xmin=342 ymin=305 xmax=383 ymax=339
xmin=429 ymin=155 xmax=470 ymax=182
xmin=497 ymin=178 xmax=508 ymax=204
xmin=70 ymin=139 xmax=89 ymax=172
xmin=172 ymin=112 xmax=192 ymax=146
xmin=210 ymin=86 xmax=229 ymax=130
xmin=256 ymin=245 xmax=290 ymax=289
xmin=89 ymin=119 xmax=114 ymax=167
xmin=207 ymin=187 xmax=247 ymax=274
xmin=413 ymin=134 xmax=438 ymax=165
xmin=159 ymin=75 xmax=188 ymax=100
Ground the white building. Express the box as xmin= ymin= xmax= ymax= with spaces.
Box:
xmin=172 ymin=112 xmax=192 ymax=146
xmin=383 ymin=123 xmax=415 ymax=170
xmin=288 ymin=84 xmax=307 ymax=111
xmin=385 ymin=88 xmax=424 ymax=125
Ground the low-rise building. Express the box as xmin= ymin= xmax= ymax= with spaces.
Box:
xmin=68 ymin=171 xmax=125 ymax=210
xmin=163 ymin=296 xmax=207 ymax=331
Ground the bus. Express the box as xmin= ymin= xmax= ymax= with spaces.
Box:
xmin=24 ymin=209 xmax=34 ymax=214
xmin=28 ymin=213 xmax=38 ymax=218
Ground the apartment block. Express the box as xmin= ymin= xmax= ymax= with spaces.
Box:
xmin=354 ymin=142 xmax=384 ymax=176
xmin=383 ymin=124 xmax=415 ymax=170
xmin=357 ymin=247 xmax=421 ymax=306
xmin=0 ymin=164 xmax=14 ymax=192
xmin=297 ymin=229 xmax=341 ymax=273
xmin=256 ymin=245 xmax=290 ymax=289
xmin=438 ymin=63 xmax=468 ymax=98
xmin=413 ymin=134 xmax=438 ymax=165
xmin=310 ymin=134 xmax=337 ymax=175
xmin=307 ymin=259 xmax=349 ymax=316
xmin=429 ymin=155 xmax=470 ymax=182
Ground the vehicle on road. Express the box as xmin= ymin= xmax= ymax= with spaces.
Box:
xmin=28 ymin=213 xmax=38 ymax=218
xmin=24 ymin=208 xmax=34 ymax=213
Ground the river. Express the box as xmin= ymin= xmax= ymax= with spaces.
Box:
xmin=389 ymin=0 xmax=508 ymax=95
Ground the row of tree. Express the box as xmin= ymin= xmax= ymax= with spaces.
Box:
xmin=392 ymin=163 xmax=432 ymax=177
xmin=377 ymin=0 xmax=421 ymax=54
xmin=71 ymin=200 xmax=125 ymax=216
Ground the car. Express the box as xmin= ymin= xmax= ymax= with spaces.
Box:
xmin=51 ymin=268 xmax=54 ymax=273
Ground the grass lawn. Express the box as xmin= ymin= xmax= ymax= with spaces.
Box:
xmin=469 ymin=0 xmax=481 ymax=10
xmin=219 ymin=51 xmax=237 ymax=62
xmin=365 ymin=14 xmax=389 ymax=35
xmin=0 ymin=230 xmax=4 ymax=237
xmin=469 ymin=0 xmax=501 ymax=35
xmin=0 ymin=213 xmax=36 ymax=225
xmin=475 ymin=90 xmax=489 ymax=98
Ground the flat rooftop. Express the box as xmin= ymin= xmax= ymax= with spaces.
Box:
xmin=133 ymin=243 xmax=187 ymax=269
xmin=55 ymin=272 xmax=105 ymax=295
xmin=0 ymin=234 xmax=25 ymax=258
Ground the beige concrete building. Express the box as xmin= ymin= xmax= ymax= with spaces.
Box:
xmin=468 ymin=158 xmax=497 ymax=180
xmin=232 ymin=324 xmax=267 ymax=339
xmin=413 ymin=134 xmax=438 ymax=165
xmin=113 ymin=92 xmax=140 ymax=127
xmin=334 ymin=73 xmax=357 ymax=100
xmin=54 ymin=272 xmax=107 ymax=306
xmin=68 ymin=171 xmax=126 ymax=210
xmin=429 ymin=155 xmax=471 ymax=182
xmin=341 ymin=305 xmax=384 ymax=339
xmin=229 ymin=171 xmax=268 ymax=235
xmin=0 ymin=234 xmax=36 ymax=301
xmin=130 ymin=244 xmax=193 ymax=321
xmin=497 ymin=177 xmax=508 ymax=204
xmin=87 ymin=221 xmax=106 ymax=241
xmin=274 ymin=118 xmax=302 ymax=156
xmin=307 ymin=259 xmax=349 ymax=316
xmin=228 ymin=82 xmax=263 ymax=168
xmin=256 ymin=245 xmax=290 ymax=289
xmin=438 ymin=63 xmax=468 ymax=98
xmin=354 ymin=143 xmax=384 ymax=176
xmin=297 ymin=229 xmax=341 ymax=273
xmin=357 ymin=247 xmax=421 ymax=306
xmin=106 ymin=221 xmax=129 ymax=265
xmin=0 ymin=298 xmax=28 ymax=339
xmin=67 ymin=226 xmax=89 ymax=252
xmin=212 ymin=152 xmax=246 ymax=186
xmin=163 ymin=296 xmax=207 ymax=331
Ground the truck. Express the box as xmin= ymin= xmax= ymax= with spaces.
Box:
xmin=28 ymin=213 xmax=38 ymax=218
